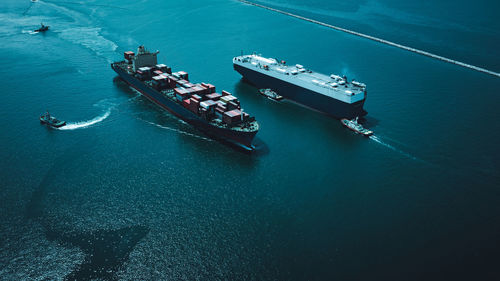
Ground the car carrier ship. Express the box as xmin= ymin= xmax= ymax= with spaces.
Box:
xmin=233 ymin=54 xmax=368 ymax=119
xmin=112 ymin=46 xmax=259 ymax=150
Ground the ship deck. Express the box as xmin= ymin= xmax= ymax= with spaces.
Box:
xmin=113 ymin=61 xmax=259 ymax=133
xmin=234 ymin=54 xmax=366 ymax=99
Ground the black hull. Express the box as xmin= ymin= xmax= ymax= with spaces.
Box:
xmin=111 ymin=63 xmax=257 ymax=149
xmin=234 ymin=64 xmax=367 ymax=119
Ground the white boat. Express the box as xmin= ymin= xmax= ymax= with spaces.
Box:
xmin=340 ymin=117 xmax=373 ymax=136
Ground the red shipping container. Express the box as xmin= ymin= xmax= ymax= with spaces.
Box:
xmin=221 ymin=90 xmax=231 ymax=96
xmin=183 ymin=98 xmax=191 ymax=108
xmin=223 ymin=109 xmax=242 ymax=125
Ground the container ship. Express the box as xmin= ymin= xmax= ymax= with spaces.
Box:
xmin=233 ymin=54 xmax=367 ymax=119
xmin=112 ymin=46 xmax=259 ymax=150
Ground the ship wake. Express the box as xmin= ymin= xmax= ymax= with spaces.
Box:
xmin=369 ymin=135 xmax=424 ymax=163
xmin=59 ymin=109 xmax=111 ymax=130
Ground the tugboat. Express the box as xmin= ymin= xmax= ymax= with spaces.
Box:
xmin=34 ymin=23 xmax=49 ymax=33
xmin=259 ymin=88 xmax=283 ymax=101
xmin=40 ymin=111 xmax=66 ymax=128
xmin=341 ymin=117 xmax=373 ymax=136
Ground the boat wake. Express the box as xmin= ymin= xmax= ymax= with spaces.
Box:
xmin=22 ymin=30 xmax=39 ymax=35
xmin=58 ymin=108 xmax=111 ymax=130
xmin=142 ymin=120 xmax=212 ymax=142
xmin=57 ymin=27 xmax=118 ymax=60
xmin=369 ymin=135 xmax=423 ymax=162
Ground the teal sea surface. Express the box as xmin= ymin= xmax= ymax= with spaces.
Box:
xmin=0 ymin=0 xmax=499 ymax=280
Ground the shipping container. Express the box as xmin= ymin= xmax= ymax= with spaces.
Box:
xmin=167 ymin=76 xmax=178 ymax=88
xmin=188 ymin=98 xmax=200 ymax=114
xmin=178 ymin=71 xmax=189 ymax=81
xmin=220 ymin=95 xmax=238 ymax=104
xmin=216 ymin=102 xmax=227 ymax=115
xmin=200 ymin=100 xmax=217 ymax=110
xmin=192 ymin=94 xmax=202 ymax=101
xmin=221 ymin=90 xmax=231 ymax=96
xmin=155 ymin=64 xmax=171 ymax=74
xmin=223 ymin=109 xmax=242 ymax=125
xmin=182 ymin=82 xmax=195 ymax=88
xmin=227 ymin=100 xmax=239 ymax=111
xmin=206 ymin=93 xmax=221 ymax=101
xmin=124 ymin=51 xmax=135 ymax=62
xmin=182 ymin=98 xmax=191 ymax=108
xmin=174 ymin=87 xmax=191 ymax=101
xmin=215 ymin=106 xmax=225 ymax=119
xmin=188 ymin=85 xmax=206 ymax=95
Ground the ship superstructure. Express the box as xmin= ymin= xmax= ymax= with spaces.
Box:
xmin=233 ymin=54 xmax=367 ymax=119
xmin=112 ymin=46 xmax=259 ymax=150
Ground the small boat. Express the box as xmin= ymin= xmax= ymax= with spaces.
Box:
xmin=40 ymin=112 xmax=66 ymax=128
xmin=34 ymin=23 xmax=49 ymax=33
xmin=259 ymin=88 xmax=283 ymax=101
xmin=341 ymin=117 xmax=373 ymax=136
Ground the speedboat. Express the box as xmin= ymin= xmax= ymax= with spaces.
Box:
xmin=340 ymin=117 xmax=373 ymax=136
xmin=259 ymin=89 xmax=283 ymax=101
xmin=40 ymin=112 xmax=66 ymax=128
xmin=34 ymin=23 xmax=49 ymax=33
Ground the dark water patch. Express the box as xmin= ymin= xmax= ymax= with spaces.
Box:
xmin=25 ymin=146 xmax=82 ymax=220
xmin=45 ymin=225 xmax=149 ymax=281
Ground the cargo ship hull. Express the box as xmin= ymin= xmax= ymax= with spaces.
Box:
xmin=234 ymin=64 xmax=366 ymax=119
xmin=112 ymin=63 xmax=257 ymax=149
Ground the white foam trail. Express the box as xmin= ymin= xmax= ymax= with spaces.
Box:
xmin=369 ymin=135 xmax=422 ymax=162
xmin=57 ymin=27 xmax=117 ymax=57
xmin=58 ymin=109 xmax=110 ymax=130
xmin=22 ymin=30 xmax=38 ymax=35
xmin=238 ymin=0 xmax=500 ymax=78
xmin=142 ymin=120 xmax=212 ymax=142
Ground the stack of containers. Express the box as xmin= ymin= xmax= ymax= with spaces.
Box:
xmin=201 ymin=83 xmax=216 ymax=93
xmin=182 ymin=82 xmax=195 ymax=88
xmin=155 ymin=64 xmax=171 ymax=74
xmin=191 ymin=94 xmax=202 ymax=102
xmin=176 ymin=79 xmax=191 ymax=88
xmin=174 ymin=87 xmax=190 ymax=101
xmin=177 ymin=71 xmax=189 ymax=81
xmin=223 ymin=109 xmax=242 ymax=125
xmin=137 ymin=67 xmax=153 ymax=80
xmin=188 ymin=98 xmax=200 ymax=114
xmin=206 ymin=93 xmax=221 ymax=101
xmin=124 ymin=51 xmax=135 ymax=63
xmin=215 ymin=101 xmax=226 ymax=119
xmin=172 ymin=71 xmax=189 ymax=81
xmin=152 ymin=75 xmax=168 ymax=90
xmin=219 ymin=94 xmax=240 ymax=111
xmin=200 ymin=100 xmax=217 ymax=119
xmin=166 ymin=75 xmax=178 ymax=88
xmin=190 ymin=84 xmax=209 ymax=95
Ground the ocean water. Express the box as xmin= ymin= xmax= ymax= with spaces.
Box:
xmin=0 ymin=0 xmax=499 ymax=280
